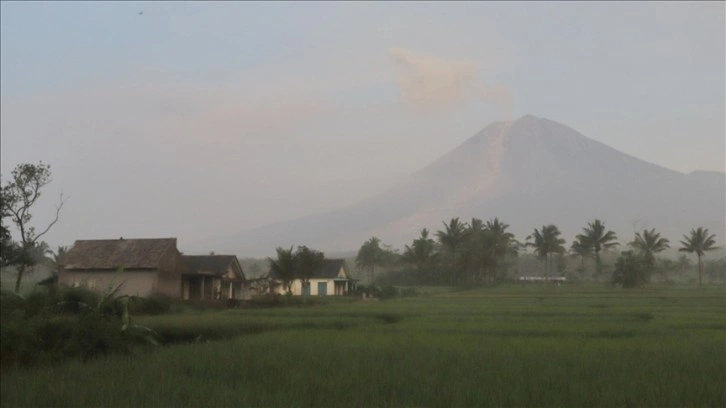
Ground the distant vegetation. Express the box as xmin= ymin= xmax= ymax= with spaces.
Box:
xmin=351 ymin=217 xmax=723 ymax=288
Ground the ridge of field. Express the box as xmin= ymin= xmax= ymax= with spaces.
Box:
xmin=2 ymin=285 xmax=724 ymax=407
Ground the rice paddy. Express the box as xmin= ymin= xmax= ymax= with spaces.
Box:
xmin=1 ymin=284 xmax=724 ymax=407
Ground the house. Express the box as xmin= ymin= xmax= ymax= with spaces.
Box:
xmin=267 ymin=259 xmax=356 ymax=296
xmin=181 ymin=254 xmax=249 ymax=300
xmin=58 ymin=238 xmax=187 ymax=298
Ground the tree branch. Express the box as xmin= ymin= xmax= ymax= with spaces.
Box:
xmin=33 ymin=192 xmax=67 ymax=243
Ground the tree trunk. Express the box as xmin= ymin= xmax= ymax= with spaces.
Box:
xmin=14 ymin=264 xmax=25 ymax=293
xmin=544 ymin=254 xmax=549 ymax=280
xmin=595 ymin=251 xmax=601 ymax=282
xmin=698 ymin=254 xmax=702 ymax=288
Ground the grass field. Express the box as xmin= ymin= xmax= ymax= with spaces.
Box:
xmin=1 ymin=284 xmax=724 ymax=407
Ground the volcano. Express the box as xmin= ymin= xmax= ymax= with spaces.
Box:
xmin=211 ymin=115 xmax=725 ymax=256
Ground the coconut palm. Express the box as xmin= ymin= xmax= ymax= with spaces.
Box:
xmin=403 ymin=228 xmax=438 ymax=275
xmin=569 ymin=237 xmax=592 ymax=276
xmin=460 ymin=228 xmax=496 ymax=285
xmin=577 ymin=220 xmax=619 ymax=280
xmin=526 ymin=225 xmax=566 ymax=279
xmin=355 ymin=237 xmax=387 ymax=284
xmin=630 ymin=228 xmax=669 ymax=270
xmin=295 ymin=246 xmax=325 ymax=299
xmin=468 ymin=218 xmax=484 ymax=234
xmin=436 ymin=217 xmax=468 ymax=264
xmin=267 ymin=246 xmax=297 ymax=295
xmin=485 ymin=218 xmax=518 ymax=281
xmin=679 ymin=227 xmax=719 ymax=287
xmin=53 ymin=245 xmax=68 ymax=265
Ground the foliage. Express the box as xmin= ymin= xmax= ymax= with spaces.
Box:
xmin=294 ymin=245 xmax=325 ymax=292
xmin=267 ymin=247 xmax=297 ymax=295
xmin=576 ymin=219 xmax=619 ymax=280
xmin=611 ymin=250 xmax=648 ymax=288
xmin=526 ymin=224 xmax=566 ymax=278
xmin=629 ymin=228 xmax=670 ymax=281
xmin=436 ymin=217 xmax=468 ymax=265
xmin=402 ymin=228 xmax=438 ymax=276
xmin=704 ymin=257 xmax=726 ymax=282
xmin=0 ymin=162 xmax=66 ymax=292
xmin=485 ymin=217 xmax=519 ymax=282
xmin=266 ymin=246 xmax=328 ymax=297
xmin=630 ymin=228 xmax=670 ymax=266
xmin=679 ymin=227 xmax=719 ymax=287
xmin=0 ymin=285 xmax=161 ymax=368
xmin=569 ymin=236 xmax=592 ymax=277
xmin=355 ymin=237 xmax=389 ymax=283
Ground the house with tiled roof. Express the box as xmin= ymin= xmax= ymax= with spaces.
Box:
xmin=58 ymin=238 xmax=187 ymax=298
xmin=267 ymin=259 xmax=356 ymax=296
xmin=181 ymin=254 xmax=249 ymax=300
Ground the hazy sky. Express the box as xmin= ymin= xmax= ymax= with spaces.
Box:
xmin=1 ymin=1 xmax=724 ymax=253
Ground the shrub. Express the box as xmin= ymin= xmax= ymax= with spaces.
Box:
xmin=127 ymin=294 xmax=171 ymax=315
xmin=0 ymin=286 xmax=160 ymax=368
xmin=612 ymin=251 xmax=648 ymax=288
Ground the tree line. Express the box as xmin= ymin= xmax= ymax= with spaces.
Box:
xmin=2 ymin=162 xmax=721 ymax=293
xmin=354 ymin=217 xmax=720 ymax=288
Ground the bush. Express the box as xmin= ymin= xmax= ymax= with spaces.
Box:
xmin=127 ymin=295 xmax=171 ymax=315
xmin=612 ymin=251 xmax=649 ymax=288
xmin=0 ymin=286 xmax=160 ymax=368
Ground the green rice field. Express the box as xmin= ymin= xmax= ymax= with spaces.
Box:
xmin=2 ymin=284 xmax=725 ymax=407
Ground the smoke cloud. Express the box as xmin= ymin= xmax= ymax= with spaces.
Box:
xmin=388 ymin=47 xmax=512 ymax=120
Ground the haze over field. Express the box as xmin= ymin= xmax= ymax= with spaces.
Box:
xmin=1 ymin=2 xmax=724 ymax=255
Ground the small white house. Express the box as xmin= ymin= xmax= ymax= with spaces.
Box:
xmin=267 ymin=259 xmax=356 ymax=296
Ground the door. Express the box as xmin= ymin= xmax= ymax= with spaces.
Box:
xmin=317 ymin=282 xmax=327 ymax=296
xmin=302 ymin=282 xmax=311 ymax=296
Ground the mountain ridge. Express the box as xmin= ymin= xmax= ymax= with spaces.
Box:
xmin=203 ymin=115 xmax=725 ymax=256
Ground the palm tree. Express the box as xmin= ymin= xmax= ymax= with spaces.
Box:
xmin=355 ymin=237 xmax=386 ymax=284
xmin=630 ymin=229 xmax=670 ymax=265
xmin=468 ymin=218 xmax=484 ymax=234
xmin=403 ymin=228 xmax=438 ymax=277
xmin=460 ymin=228 xmax=496 ymax=285
xmin=679 ymin=227 xmax=719 ymax=287
xmin=267 ymin=246 xmax=297 ymax=295
xmin=526 ymin=225 xmax=566 ymax=279
xmin=295 ymin=246 xmax=325 ymax=299
xmin=436 ymin=218 xmax=468 ymax=265
xmin=484 ymin=218 xmax=518 ymax=282
xmin=569 ymin=237 xmax=592 ymax=277
xmin=577 ymin=220 xmax=619 ymax=281
xmin=52 ymin=245 xmax=68 ymax=266
xmin=630 ymin=228 xmax=670 ymax=282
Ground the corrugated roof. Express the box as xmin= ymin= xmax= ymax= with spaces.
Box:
xmin=182 ymin=255 xmax=244 ymax=279
xmin=60 ymin=238 xmax=177 ymax=270
xmin=267 ymin=259 xmax=350 ymax=280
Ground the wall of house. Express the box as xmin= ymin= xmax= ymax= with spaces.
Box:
xmin=156 ymin=248 xmax=188 ymax=298
xmin=272 ymin=278 xmax=341 ymax=296
xmin=59 ymin=269 xmax=157 ymax=297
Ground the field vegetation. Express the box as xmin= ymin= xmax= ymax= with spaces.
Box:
xmin=2 ymin=284 xmax=724 ymax=407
